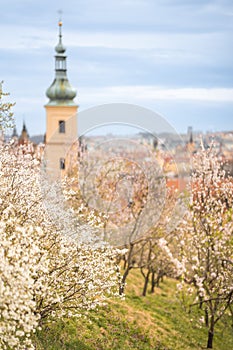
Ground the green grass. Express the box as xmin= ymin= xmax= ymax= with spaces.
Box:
xmin=34 ymin=270 xmax=233 ymax=350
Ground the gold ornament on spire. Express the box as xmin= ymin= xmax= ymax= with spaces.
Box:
xmin=58 ymin=9 xmax=63 ymax=27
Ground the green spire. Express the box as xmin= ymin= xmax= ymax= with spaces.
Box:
xmin=46 ymin=20 xmax=77 ymax=106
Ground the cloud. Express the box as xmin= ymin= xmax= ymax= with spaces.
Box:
xmin=0 ymin=26 xmax=228 ymax=51
xmin=11 ymin=86 xmax=233 ymax=136
xmin=1 ymin=0 xmax=232 ymax=135
xmin=78 ymin=86 xmax=233 ymax=106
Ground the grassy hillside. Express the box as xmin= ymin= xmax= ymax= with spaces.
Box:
xmin=35 ymin=269 xmax=233 ymax=350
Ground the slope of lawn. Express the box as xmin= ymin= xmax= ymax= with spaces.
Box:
xmin=34 ymin=269 xmax=233 ymax=350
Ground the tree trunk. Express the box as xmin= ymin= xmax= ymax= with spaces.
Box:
xmin=142 ymin=270 xmax=150 ymax=296
xmin=119 ymin=266 xmax=131 ymax=295
xmin=123 ymin=255 xmax=127 ymax=270
xmin=205 ymin=307 xmax=209 ymax=327
xmin=156 ymin=275 xmax=160 ymax=287
xmin=207 ymin=316 xmax=215 ymax=349
xmin=119 ymin=243 xmax=134 ymax=295
xmin=155 ymin=272 xmax=164 ymax=288
xmin=207 ymin=330 xmax=214 ymax=349
xmin=151 ymin=271 xmax=155 ymax=293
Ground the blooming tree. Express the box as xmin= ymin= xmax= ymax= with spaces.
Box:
xmin=66 ymin=136 xmax=188 ymax=297
xmin=66 ymin=139 xmax=174 ymax=295
xmin=176 ymin=145 xmax=233 ymax=349
xmin=0 ymin=139 xmax=120 ymax=350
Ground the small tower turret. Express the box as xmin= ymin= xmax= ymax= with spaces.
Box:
xmin=18 ymin=122 xmax=29 ymax=145
xmin=12 ymin=126 xmax=18 ymax=138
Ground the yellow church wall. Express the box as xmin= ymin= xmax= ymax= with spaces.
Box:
xmin=45 ymin=105 xmax=78 ymax=178
xmin=45 ymin=105 xmax=78 ymax=142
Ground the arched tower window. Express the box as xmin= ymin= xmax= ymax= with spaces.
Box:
xmin=60 ymin=158 xmax=65 ymax=170
xmin=59 ymin=120 xmax=65 ymax=133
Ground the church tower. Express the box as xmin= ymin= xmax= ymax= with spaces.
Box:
xmin=45 ymin=20 xmax=78 ymax=178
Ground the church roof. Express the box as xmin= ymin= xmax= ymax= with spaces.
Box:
xmin=46 ymin=21 xmax=77 ymax=106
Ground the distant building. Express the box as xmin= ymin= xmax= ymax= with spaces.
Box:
xmin=10 ymin=122 xmax=43 ymax=157
xmin=186 ymin=126 xmax=195 ymax=154
xmin=18 ymin=122 xmax=29 ymax=145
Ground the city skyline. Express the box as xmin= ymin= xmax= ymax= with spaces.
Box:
xmin=1 ymin=0 xmax=233 ymax=137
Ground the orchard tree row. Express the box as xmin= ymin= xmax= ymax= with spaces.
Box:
xmin=0 ymin=86 xmax=232 ymax=349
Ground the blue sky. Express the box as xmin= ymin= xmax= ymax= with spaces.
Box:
xmin=1 ymin=0 xmax=233 ymax=136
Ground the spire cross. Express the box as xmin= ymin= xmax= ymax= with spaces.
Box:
xmin=58 ymin=9 xmax=63 ymax=22
xmin=58 ymin=10 xmax=63 ymax=38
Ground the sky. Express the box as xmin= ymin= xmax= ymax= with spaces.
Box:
xmin=1 ymin=0 xmax=233 ymax=137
